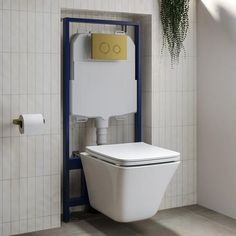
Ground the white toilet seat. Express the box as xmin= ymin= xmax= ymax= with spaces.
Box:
xmin=86 ymin=142 xmax=180 ymax=166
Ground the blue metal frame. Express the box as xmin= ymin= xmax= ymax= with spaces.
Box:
xmin=63 ymin=17 xmax=141 ymax=222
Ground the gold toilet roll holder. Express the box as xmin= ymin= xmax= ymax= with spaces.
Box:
xmin=12 ymin=118 xmax=45 ymax=128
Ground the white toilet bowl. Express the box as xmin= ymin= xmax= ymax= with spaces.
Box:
xmin=81 ymin=142 xmax=180 ymax=222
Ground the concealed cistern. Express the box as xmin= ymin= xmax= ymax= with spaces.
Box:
xmin=70 ymin=32 xmax=137 ymax=145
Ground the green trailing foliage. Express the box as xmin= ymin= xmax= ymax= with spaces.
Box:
xmin=160 ymin=0 xmax=190 ymax=64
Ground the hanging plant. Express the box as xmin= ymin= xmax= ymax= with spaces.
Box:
xmin=160 ymin=0 xmax=190 ymax=64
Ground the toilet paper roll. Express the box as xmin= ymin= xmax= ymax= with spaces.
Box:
xmin=19 ymin=114 xmax=45 ymax=135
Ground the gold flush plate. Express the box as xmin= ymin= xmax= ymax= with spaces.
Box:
xmin=91 ymin=33 xmax=127 ymax=60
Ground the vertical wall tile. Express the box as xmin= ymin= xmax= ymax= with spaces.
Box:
xmin=11 ymin=53 xmax=19 ymax=94
xmin=27 ymin=178 xmax=36 ymax=220
xmin=51 ymin=95 xmax=59 ymax=134
xmin=20 ymin=136 xmax=27 ymax=178
xmin=51 ymin=214 xmax=60 ymax=228
xmin=35 ymin=136 xmax=43 ymax=176
xmin=11 ymin=221 xmax=20 ymax=235
xmin=28 ymin=12 xmax=36 ymax=53
xmin=51 ymin=0 xmax=59 ymax=13
xmin=51 ymin=54 xmax=59 ymax=94
xmin=11 ymin=10 xmax=19 ymax=52
xmin=11 ymin=95 xmax=20 ymax=136
xmin=19 ymin=220 xmax=28 ymax=234
xmin=0 ymin=139 xmax=2 ymax=180
xmin=0 ymin=54 xmax=2 ymax=95
xmin=35 ymin=54 xmax=43 ymax=94
xmin=35 ymin=217 xmax=43 ymax=231
xmin=0 ymin=11 xmax=2 ymax=52
xmin=43 ymin=176 xmax=50 ymax=216
xmin=35 ymin=12 xmax=43 ymax=53
xmin=51 ymin=135 xmax=59 ymax=175
xmin=2 ymin=138 xmax=10 ymax=180
xmin=43 ymin=54 xmax=50 ymax=94
xmin=19 ymin=12 xmax=27 ymax=53
xmin=28 ymin=0 xmax=36 ymax=12
xmin=27 ymin=137 xmax=36 ymax=177
xmin=51 ymin=14 xmax=59 ymax=53
xmin=35 ymin=95 xmax=43 ymax=114
xmin=0 ymin=181 xmax=2 ymax=223
xmin=11 ymin=137 xmax=20 ymax=179
xmin=27 ymin=53 xmax=36 ymax=94
xmin=2 ymin=180 xmax=10 ymax=222
xmin=43 ymin=0 xmax=51 ymax=12
xmin=19 ymin=53 xmax=27 ymax=94
xmin=11 ymin=0 xmax=19 ymax=10
xmin=36 ymin=176 xmax=43 ymax=217
xmin=2 ymin=0 xmax=10 ymax=9
xmin=36 ymin=0 xmax=43 ymax=12
xmin=43 ymin=95 xmax=50 ymax=133
xmin=2 ymin=53 xmax=10 ymax=95
xmin=43 ymin=135 xmax=50 ymax=175
xmin=2 ymin=223 xmax=10 ymax=236
xmin=19 ymin=178 xmax=27 ymax=220
xmin=2 ymin=10 xmax=10 ymax=52
xmin=43 ymin=216 xmax=50 ymax=230
xmin=51 ymin=175 xmax=59 ymax=215
xmin=28 ymin=94 xmax=35 ymax=113
xmin=11 ymin=179 xmax=20 ymax=221
xmin=43 ymin=13 xmax=51 ymax=53
xmin=20 ymin=0 xmax=28 ymax=11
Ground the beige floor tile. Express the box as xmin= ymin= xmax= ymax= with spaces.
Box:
xmin=20 ymin=205 xmax=236 ymax=236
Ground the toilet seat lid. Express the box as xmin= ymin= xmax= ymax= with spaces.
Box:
xmin=86 ymin=142 xmax=180 ymax=166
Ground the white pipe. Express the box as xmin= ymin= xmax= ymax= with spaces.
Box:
xmin=96 ymin=128 xmax=107 ymax=145
xmin=95 ymin=117 xmax=109 ymax=145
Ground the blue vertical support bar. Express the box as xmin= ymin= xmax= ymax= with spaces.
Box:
xmin=63 ymin=18 xmax=70 ymax=222
xmin=62 ymin=17 xmax=141 ymax=222
xmin=135 ymin=24 xmax=142 ymax=142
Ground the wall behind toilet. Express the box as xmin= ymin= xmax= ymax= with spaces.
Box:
xmin=0 ymin=0 xmax=196 ymax=235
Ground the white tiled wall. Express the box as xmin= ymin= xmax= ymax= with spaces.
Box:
xmin=0 ymin=0 xmax=196 ymax=235
xmin=0 ymin=1 xmax=61 ymax=235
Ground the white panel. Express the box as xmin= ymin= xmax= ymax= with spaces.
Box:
xmin=71 ymin=34 xmax=137 ymax=120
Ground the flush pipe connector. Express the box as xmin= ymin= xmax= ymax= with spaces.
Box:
xmin=95 ymin=117 xmax=109 ymax=145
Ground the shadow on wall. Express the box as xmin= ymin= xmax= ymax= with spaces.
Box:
xmin=218 ymin=6 xmax=236 ymax=41
xmin=201 ymin=0 xmax=236 ymax=41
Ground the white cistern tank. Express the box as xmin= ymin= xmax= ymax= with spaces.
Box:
xmin=70 ymin=32 xmax=137 ymax=145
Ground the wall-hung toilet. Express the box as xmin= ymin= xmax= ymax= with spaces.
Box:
xmin=71 ymin=32 xmax=180 ymax=222
xmin=81 ymin=142 xmax=180 ymax=222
